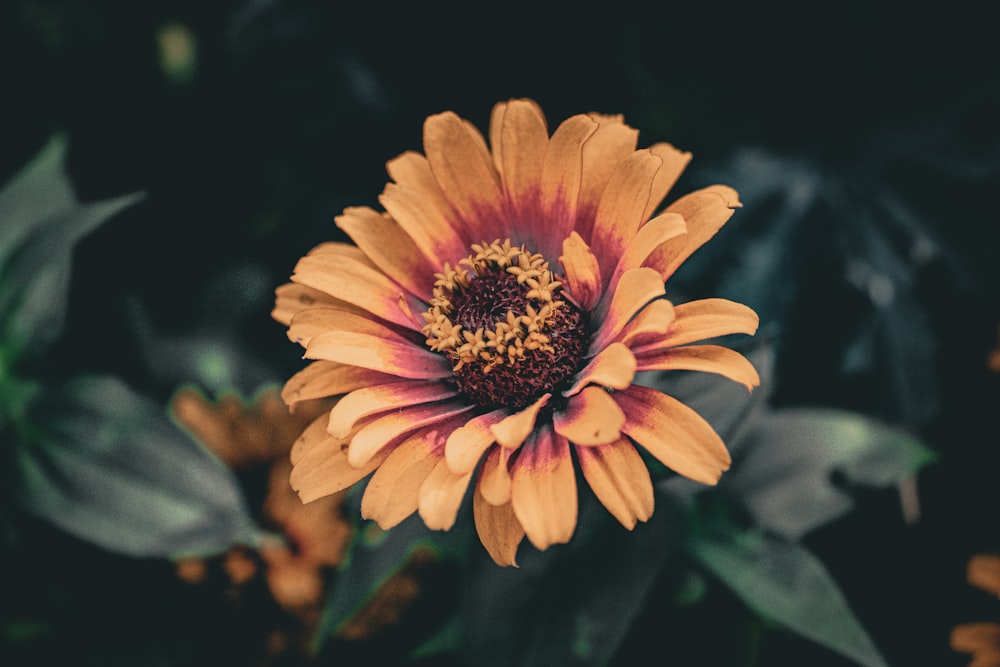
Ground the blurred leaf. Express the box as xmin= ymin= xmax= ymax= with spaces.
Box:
xmin=688 ymin=521 xmax=889 ymax=667
xmin=721 ymin=407 xmax=937 ymax=540
xmin=0 ymin=134 xmax=143 ymax=362
xmin=10 ymin=374 xmax=260 ymax=558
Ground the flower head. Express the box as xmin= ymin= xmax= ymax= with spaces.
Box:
xmin=274 ymin=99 xmax=760 ymax=565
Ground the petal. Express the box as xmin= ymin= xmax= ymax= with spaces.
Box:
xmin=606 ymin=212 xmax=687 ymax=295
xmin=617 ymin=384 xmax=731 ymax=485
xmin=646 ymin=187 xmax=739 ymax=281
xmin=633 ymin=298 xmax=759 ymax=351
xmin=336 ymin=206 xmax=437 ymax=301
xmin=613 ymin=299 xmax=676 ymax=349
xmin=328 ymin=380 xmax=458 ymax=438
xmin=418 ymin=460 xmax=474 ymax=530
xmin=305 ymin=330 xmax=451 ymax=380
xmin=282 ymin=361 xmax=398 ymax=410
xmin=563 ymin=342 xmax=637 ymax=396
xmin=489 ymin=393 xmax=550 ymax=449
xmin=445 ymin=409 xmax=506 ymax=474
xmin=290 ymin=433 xmax=388 ymax=503
xmin=272 ymin=283 xmax=350 ymax=326
xmin=643 ymin=143 xmax=693 ymax=220
xmin=360 ymin=427 xmax=444 ymax=529
xmin=423 ymin=111 xmax=504 ymax=242
xmin=380 ymin=182 xmax=467 ymax=269
xmin=590 ymin=149 xmax=663 ymax=278
xmin=498 ymin=98 xmax=548 ymax=219
xmin=635 ymin=344 xmax=761 ymax=391
xmin=473 ymin=488 xmax=524 ymax=567
xmin=288 ymin=307 xmax=410 ymax=348
xmin=348 ymin=402 xmax=473 ymax=468
xmin=576 ymin=438 xmax=654 ymax=529
xmin=575 ymin=113 xmax=640 ymax=238
xmin=386 ymin=151 xmax=453 ymax=221
xmin=538 ymin=114 xmax=599 ymax=257
xmin=553 ymin=385 xmax=625 ymax=445
xmin=590 ymin=267 xmax=666 ymax=355
xmin=511 ymin=428 xmax=577 ymax=550
xmin=558 ymin=231 xmax=602 ymax=311
xmin=290 ymin=411 xmax=336 ymax=465
xmin=291 ymin=250 xmax=423 ymax=331
xmin=478 ymin=445 xmax=514 ymax=505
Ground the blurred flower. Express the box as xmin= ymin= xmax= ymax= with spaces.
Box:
xmin=274 ymin=98 xmax=759 ymax=565
xmin=952 ymin=554 xmax=1000 ymax=666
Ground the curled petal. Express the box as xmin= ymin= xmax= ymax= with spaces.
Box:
xmin=291 ymin=434 xmax=387 ymax=503
xmin=559 ymin=231 xmax=602 ymax=311
xmin=646 ymin=187 xmax=739 ymax=281
xmin=305 ymin=331 xmax=451 ymax=380
xmin=635 ymin=344 xmax=761 ymax=391
xmin=607 ymin=212 xmax=687 ymax=295
xmin=577 ymin=438 xmax=654 ymax=529
xmin=419 ymin=460 xmax=474 ymax=530
xmin=490 ymin=393 xmax=550 ymax=449
xmin=290 ymin=411 xmax=337 ymax=465
xmin=617 ymin=384 xmax=731 ymax=485
xmin=643 ymin=143 xmax=693 ymax=219
xmin=563 ymin=342 xmax=636 ymax=396
xmin=445 ymin=409 xmax=506 ymax=474
xmin=282 ymin=361 xmax=397 ymax=411
xmin=360 ymin=428 xmax=444 ymax=529
xmin=575 ymin=113 xmax=640 ymax=237
xmin=473 ymin=488 xmax=524 ymax=567
xmin=348 ymin=402 xmax=473 ymax=468
xmin=633 ymin=298 xmax=759 ymax=351
xmin=614 ymin=299 xmax=676 ymax=349
xmin=590 ymin=267 xmax=666 ymax=354
xmin=272 ymin=283 xmax=350 ymax=326
xmin=511 ymin=428 xmax=577 ymax=550
xmin=553 ymin=385 xmax=625 ymax=446
xmin=328 ymin=380 xmax=458 ymax=438
xmin=479 ymin=445 xmax=514 ymax=506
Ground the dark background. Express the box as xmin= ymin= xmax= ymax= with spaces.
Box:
xmin=1 ymin=1 xmax=998 ymax=665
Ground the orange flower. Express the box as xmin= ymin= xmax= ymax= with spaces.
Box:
xmin=274 ymin=99 xmax=760 ymax=566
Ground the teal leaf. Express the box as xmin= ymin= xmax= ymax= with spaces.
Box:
xmin=688 ymin=524 xmax=889 ymax=667
xmin=10 ymin=374 xmax=260 ymax=558
xmin=0 ymin=134 xmax=143 ymax=362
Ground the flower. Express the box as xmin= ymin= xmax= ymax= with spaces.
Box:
xmin=951 ymin=554 xmax=1000 ymax=666
xmin=274 ymin=99 xmax=760 ymax=566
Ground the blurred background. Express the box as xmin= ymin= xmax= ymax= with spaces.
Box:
xmin=1 ymin=1 xmax=998 ymax=666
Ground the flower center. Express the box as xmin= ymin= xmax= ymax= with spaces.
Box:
xmin=421 ymin=239 xmax=588 ymax=410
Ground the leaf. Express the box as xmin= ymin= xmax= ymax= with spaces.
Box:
xmin=10 ymin=374 xmax=261 ymax=558
xmin=0 ymin=134 xmax=144 ymax=362
xmin=688 ymin=524 xmax=890 ymax=667
xmin=720 ymin=407 xmax=937 ymax=540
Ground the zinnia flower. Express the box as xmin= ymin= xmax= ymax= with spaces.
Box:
xmin=274 ymin=98 xmax=760 ymax=566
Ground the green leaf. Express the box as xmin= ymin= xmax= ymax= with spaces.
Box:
xmin=9 ymin=374 xmax=260 ymax=558
xmin=0 ymin=134 xmax=143 ymax=362
xmin=688 ymin=524 xmax=889 ymax=667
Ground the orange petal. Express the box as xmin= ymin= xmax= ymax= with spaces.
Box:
xmin=613 ymin=299 xmax=676 ymax=349
xmin=305 ymin=331 xmax=451 ymax=380
xmin=559 ymin=231 xmax=603 ymax=311
xmin=380 ymin=182 xmax=466 ymax=269
xmin=290 ymin=411 xmax=336 ymax=465
xmin=590 ymin=267 xmax=666 ymax=354
xmin=563 ymin=342 xmax=636 ymax=396
xmin=473 ymin=488 xmax=524 ymax=567
xmin=643 ymin=143 xmax=693 ymax=220
xmin=633 ymin=298 xmax=759 ymax=350
xmin=498 ymin=98 xmax=548 ymax=219
xmin=290 ymin=434 xmax=388 ymax=503
xmin=489 ymin=393 xmax=550 ymax=449
xmin=576 ymin=438 xmax=654 ymax=529
xmin=360 ymin=428 xmax=444 ymax=529
xmin=646 ymin=187 xmax=739 ymax=281
xmin=617 ymin=384 xmax=731 ymax=485
xmin=335 ymin=206 xmax=438 ymax=301
xmin=510 ymin=428 xmax=577 ymax=550
xmin=328 ymin=380 xmax=458 ymax=438
xmin=418 ymin=460 xmax=474 ymax=530
xmin=348 ymin=403 xmax=473 ymax=468
xmin=445 ymin=409 xmax=506 ymax=474
xmin=539 ymin=114 xmax=599 ymax=256
xmin=575 ymin=113 xmax=640 ymax=238
xmin=423 ymin=111 xmax=504 ymax=242
xmin=288 ymin=306 xmax=409 ymax=348
xmin=291 ymin=251 xmax=423 ymax=331
xmin=282 ymin=361 xmax=398 ymax=410
xmin=385 ymin=151 xmax=453 ymax=221
xmin=590 ymin=149 xmax=663 ymax=277
xmin=272 ymin=283 xmax=350 ymax=326
xmin=607 ymin=212 xmax=687 ymax=295
xmin=553 ymin=385 xmax=625 ymax=445
xmin=635 ymin=344 xmax=760 ymax=391
xmin=478 ymin=445 xmax=513 ymax=505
